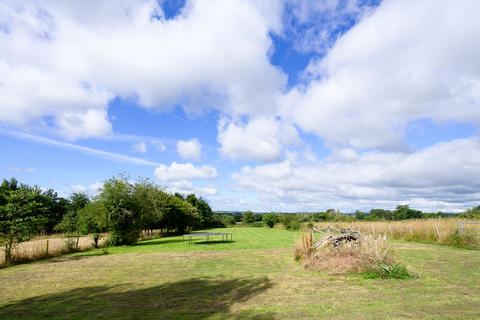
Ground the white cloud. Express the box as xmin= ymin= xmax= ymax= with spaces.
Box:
xmin=1 ymin=129 xmax=161 ymax=167
xmin=176 ymin=138 xmax=201 ymax=160
xmin=69 ymin=181 xmax=103 ymax=195
xmin=218 ymin=117 xmax=300 ymax=162
xmin=0 ymin=0 xmax=285 ymax=139
xmin=289 ymin=0 xmax=480 ymax=150
xmin=69 ymin=184 xmax=86 ymax=193
xmin=232 ymin=138 xmax=480 ymax=212
xmin=132 ymin=141 xmax=148 ymax=153
xmin=154 ymin=162 xmax=217 ymax=181
xmin=168 ymin=180 xmax=218 ymax=196
xmin=154 ymin=161 xmax=218 ymax=196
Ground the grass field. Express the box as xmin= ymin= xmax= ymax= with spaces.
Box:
xmin=1 ymin=227 xmax=480 ymax=319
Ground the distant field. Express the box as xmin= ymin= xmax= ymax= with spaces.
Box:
xmin=1 ymin=227 xmax=480 ymax=319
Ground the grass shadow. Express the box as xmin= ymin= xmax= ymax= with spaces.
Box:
xmin=194 ymin=240 xmax=236 ymax=245
xmin=134 ymin=238 xmax=185 ymax=246
xmin=0 ymin=276 xmax=274 ymax=320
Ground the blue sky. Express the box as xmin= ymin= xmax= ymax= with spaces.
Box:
xmin=1 ymin=0 xmax=479 ymax=212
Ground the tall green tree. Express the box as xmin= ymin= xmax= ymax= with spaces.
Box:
xmin=0 ymin=186 xmax=47 ymax=265
xmin=77 ymin=200 xmax=109 ymax=248
xmin=186 ymin=194 xmax=214 ymax=227
xmin=100 ymin=176 xmax=140 ymax=245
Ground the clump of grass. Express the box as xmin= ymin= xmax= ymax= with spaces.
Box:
xmin=296 ymin=233 xmax=413 ymax=279
xmin=294 ymin=232 xmax=313 ymax=261
xmin=362 ymin=263 xmax=412 ymax=279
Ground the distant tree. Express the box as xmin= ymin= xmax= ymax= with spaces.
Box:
xmin=354 ymin=210 xmax=367 ymax=220
xmin=461 ymin=206 xmax=480 ymax=219
xmin=242 ymin=211 xmax=255 ymax=224
xmin=0 ymin=186 xmax=47 ymax=265
xmin=262 ymin=213 xmax=279 ymax=228
xmin=280 ymin=214 xmax=301 ymax=230
xmin=369 ymin=208 xmax=393 ymax=220
xmin=219 ymin=214 xmax=236 ymax=226
xmin=392 ymin=205 xmax=423 ymax=220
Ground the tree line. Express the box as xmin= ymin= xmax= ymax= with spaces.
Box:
xmin=0 ymin=176 xmax=227 ymax=265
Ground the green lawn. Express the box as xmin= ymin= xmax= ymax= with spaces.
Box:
xmin=0 ymin=227 xmax=479 ymax=319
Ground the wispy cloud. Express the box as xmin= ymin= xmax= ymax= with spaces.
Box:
xmin=0 ymin=129 xmax=161 ymax=167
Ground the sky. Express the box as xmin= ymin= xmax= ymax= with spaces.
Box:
xmin=1 ymin=0 xmax=480 ymax=213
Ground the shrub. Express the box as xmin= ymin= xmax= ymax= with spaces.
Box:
xmin=281 ymin=214 xmax=301 ymax=230
xmin=263 ymin=213 xmax=279 ymax=228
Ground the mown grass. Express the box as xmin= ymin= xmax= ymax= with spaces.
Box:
xmin=0 ymin=227 xmax=479 ymax=319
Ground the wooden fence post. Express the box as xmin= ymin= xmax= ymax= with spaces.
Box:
xmin=46 ymin=240 xmax=49 ymax=256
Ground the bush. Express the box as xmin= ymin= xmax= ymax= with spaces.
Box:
xmin=281 ymin=214 xmax=301 ymax=230
xmin=263 ymin=213 xmax=279 ymax=228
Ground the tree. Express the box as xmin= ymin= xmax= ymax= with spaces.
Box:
xmin=100 ymin=176 xmax=140 ymax=245
xmin=186 ymin=194 xmax=214 ymax=228
xmin=392 ymin=205 xmax=423 ymax=220
xmin=40 ymin=189 xmax=68 ymax=233
xmin=262 ymin=213 xmax=279 ymax=228
xmin=77 ymin=201 xmax=109 ymax=248
xmin=0 ymin=186 xmax=47 ymax=265
xmin=242 ymin=211 xmax=255 ymax=224
xmin=163 ymin=195 xmax=197 ymax=234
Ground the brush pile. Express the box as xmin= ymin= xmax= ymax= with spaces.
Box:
xmin=312 ymin=225 xmax=362 ymax=249
xmin=294 ymin=225 xmax=410 ymax=278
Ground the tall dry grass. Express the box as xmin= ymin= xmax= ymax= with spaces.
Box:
xmin=313 ymin=218 xmax=480 ymax=249
xmin=0 ymin=235 xmax=104 ymax=266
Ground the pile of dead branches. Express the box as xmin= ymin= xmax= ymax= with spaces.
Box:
xmin=312 ymin=225 xmax=362 ymax=249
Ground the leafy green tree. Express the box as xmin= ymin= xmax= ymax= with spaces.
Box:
xmin=163 ymin=195 xmax=197 ymax=234
xmin=262 ymin=213 xmax=279 ymax=228
xmin=77 ymin=201 xmax=109 ymax=248
xmin=0 ymin=186 xmax=47 ymax=265
xmin=242 ymin=211 xmax=255 ymax=224
xmin=186 ymin=194 xmax=214 ymax=228
xmin=369 ymin=208 xmax=392 ymax=220
xmin=100 ymin=176 xmax=140 ymax=245
xmin=392 ymin=205 xmax=423 ymax=220
xmin=461 ymin=206 xmax=480 ymax=218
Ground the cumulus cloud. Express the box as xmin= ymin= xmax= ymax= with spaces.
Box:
xmin=0 ymin=0 xmax=285 ymax=139
xmin=232 ymin=138 xmax=480 ymax=212
xmin=168 ymin=180 xmax=218 ymax=196
xmin=176 ymin=138 xmax=202 ymax=160
xmin=154 ymin=162 xmax=217 ymax=181
xmin=218 ymin=117 xmax=300 ymax=162
xmin=290 ymin=0 xmax=480 ymax=150
xmin=154 ymin=161 xmax=218 ymax=196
